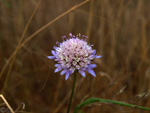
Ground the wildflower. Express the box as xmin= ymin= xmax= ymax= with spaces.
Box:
xmin=48 ymin=33 xmax=102 ymax=80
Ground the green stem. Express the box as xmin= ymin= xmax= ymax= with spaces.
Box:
xmin=67 ymin=70 xmax=77 ymax=113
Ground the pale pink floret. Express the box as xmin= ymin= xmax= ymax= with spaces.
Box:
xmin=48 ymin=33 xmax=102 ymax=80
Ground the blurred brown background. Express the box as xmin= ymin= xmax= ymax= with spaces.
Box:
xmin=0 ymin=0 xmax=150 ymax=113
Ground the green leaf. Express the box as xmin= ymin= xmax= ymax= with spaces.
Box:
xmin=74 ymin=98 xmax=150 ymax=113
xmin=79 ymin=110 xmax=84 ymax=113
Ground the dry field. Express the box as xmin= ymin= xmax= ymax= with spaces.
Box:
xmin=0 ymin=0 xmax=150 ymax=113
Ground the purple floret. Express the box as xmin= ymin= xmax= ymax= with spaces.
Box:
xmin=47 ymin=33 xmax=102 ymax=80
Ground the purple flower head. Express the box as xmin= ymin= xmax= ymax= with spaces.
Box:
xmin=48 ymin=33 xmax=102 ymax=80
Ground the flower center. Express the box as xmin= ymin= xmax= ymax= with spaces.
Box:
xmin=55 ymin=38 xmax=94 ymax=71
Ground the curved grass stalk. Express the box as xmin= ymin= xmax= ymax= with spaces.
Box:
xmin=0 ymin=0 xmax=90 ymax=81
xmin=1 ymin=0 xmax=43 ymax=93
xmin=74 ymin=98 xmax=150 ymax=113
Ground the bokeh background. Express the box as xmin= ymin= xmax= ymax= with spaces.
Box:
xmin=0 ymin=0 xmax=150 ymax=113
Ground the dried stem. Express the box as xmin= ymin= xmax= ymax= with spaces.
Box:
xmin=0 ymin=0 xmax=43 ymax=91
xmin=0 ymin=0 xmax=90 ymax=81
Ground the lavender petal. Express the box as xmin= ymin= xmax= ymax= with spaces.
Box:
xmin=79 ymin=70 xmax=86 ymax=77
xmin=65 ymin=72 xmax=70 ymax=80
xmin=47 ymin=56 xmax=55 ymax=59
xmin=61 ymin=70 xmax=67 ymax=75
xmin=89 ymin=64 xmax=97 ymax=68
xmin=87 ymin=68 xmax=96 ymax=77
xmin=55 ymin=64 xmax=61 ymax=68
xmin=54 ymin=67 xmax=62 ymax=73
xmin=95 ymin=55 xmax=102 ymax=58
xmin=93 ymin=50 xmax=96 ymax=55
xmin=51 ymin=50 xmax=56 ymax=56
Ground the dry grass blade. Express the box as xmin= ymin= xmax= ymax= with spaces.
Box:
xmin=0 ymin=0 xmax=90 ymax=81
xmin=1 ymin=0 xmax=150 ymax=112
xmin=86 ymin=0 xmax=94 ymax=37
xmin=18 ymin=0 xmax=43 ymax=45
xmin=0 ymin=0 xmax=43 ymax=92
xmin=20 ymin=0 xmax=90 ymax=47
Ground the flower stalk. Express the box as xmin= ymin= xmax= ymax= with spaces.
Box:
xmin=67 ymin=70 xmax=77 ymax=113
